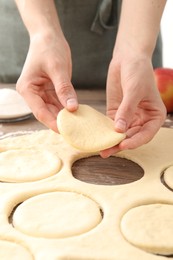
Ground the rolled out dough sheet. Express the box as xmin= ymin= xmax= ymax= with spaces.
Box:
xmin=163 ymin=166 xmax=173 ymax=190
xmin=0 ymin=127 xmax=172 ymax=259
xmin=0 ymin=240 xmax=33 ymax=260
xmin=57 ymin=104 xmax=125 ymax=152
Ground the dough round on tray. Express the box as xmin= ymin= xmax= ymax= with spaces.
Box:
xmin=121 ymin=203 xmax=173 ymax=255
xmin=0 ymin=88 xmax=31 ymax=119
xmin=0 ymin=149 xmax=61 ymax=182
xmin=57 ymin=104 xmax=125 ymax=152
xmin=163 ymin=166 xmax=173 ymax=190
xmin=13 ymin=191 xmax=102 ymax=238
xmin=0 ymin=240 xmax=33 ymax=260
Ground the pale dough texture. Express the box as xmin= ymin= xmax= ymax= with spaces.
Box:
xmin=13 ymin=191 xmax=102 ymax=238
xmin=121 ymin=203 xmax=173 ymax=255
xmin=163 ymin=166 xmax=173 ymax=190
xmin=0 ymin=127 xmax=172 ymax=259
xmin=0 ymin=240 xmax=33 ymax=260
xmin=57 ymin=104 xmax=125 ymax=152
xmin=0 ymin=149 xmax=61 ymax=182
xmin=0 ymin=88 xmax=31 ymax=119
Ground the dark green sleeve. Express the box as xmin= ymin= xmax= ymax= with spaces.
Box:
xmin=0 ymin=0 xmax=162 ymax=86
xmin=0 ymin=0 xmax=29 ymax=83
xmin=152 ymin=32 xmax=163 ymax=69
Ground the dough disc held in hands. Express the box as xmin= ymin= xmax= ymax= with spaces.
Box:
xmin=57 ymin=104 xmax=125 ymax=152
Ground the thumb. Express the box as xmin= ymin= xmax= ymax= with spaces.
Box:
xmin=114 ymin=94 xmax=139 ymax=133
xmin=51 ymin=72 xmax=78 ymax=111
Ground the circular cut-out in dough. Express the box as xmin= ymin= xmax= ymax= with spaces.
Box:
xmin=121 ymin=203 xmax=173 ymax=255
xmin=0 ymin=240 xmax=33 ymax=260
xmin=72 ymin=156 xmax=144 ymax=185
xmin=0 ymin=149 xmax=61 ymax=182
xmin=163 ymin=166 xmax=173 ymax=190
xmin=57 ymin=104 xmax=126 ymax=152
xmin=0 ymin=88 xmax=31 ymax=119
xmin=13 ymin=191 xmax=102 ymax=238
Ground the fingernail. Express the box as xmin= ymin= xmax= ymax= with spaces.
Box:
xmin=67 ymin=98 xmax=78 ymax=111
xmin=115 ymin=119 xmax=127 ymax=132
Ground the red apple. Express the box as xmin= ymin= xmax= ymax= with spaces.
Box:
xmin=154 ymin=68 xmax=173 ymax=113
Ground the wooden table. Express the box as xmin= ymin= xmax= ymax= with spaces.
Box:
xmin=0 ymin=83 xmax=173 ymax=186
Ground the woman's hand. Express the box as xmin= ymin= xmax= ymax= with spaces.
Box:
xmin=100 ymin=46 xmax=166 ymax=158
xmin=15 ymin=0 xmax=78 ymax=131
xmin=16 ymin=31 xmax=78 ymax=132
xmin=100 ymin=0 xmax=166 ymax=157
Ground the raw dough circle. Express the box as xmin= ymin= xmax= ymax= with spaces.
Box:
xmin=13 ymin=191 xmax=102 ymax=238
xmin=0 ymin=88 xmax=31 ymax=119
xmin=163 ymin=166 xmax=173 ymax=190
xmin=121 ymin=203 xmax=173 ymax=255
xmin=0 ymin=149 xmax=61 ymax=182
xmin=0 ymin=240 xmax=33 ymax=260
xmin=57 ymin=104 xmax=125 ymax=152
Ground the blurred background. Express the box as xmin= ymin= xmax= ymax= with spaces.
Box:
xmin=161 ymin=0 xmax=173 ymax=68
xmin=0 ymin=0 xmax=172 ymax=84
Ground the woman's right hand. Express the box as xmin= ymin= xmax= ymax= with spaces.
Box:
xmin=16 ymin=30 xmax=78 ymax=132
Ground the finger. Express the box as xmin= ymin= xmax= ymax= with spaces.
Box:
xmin=18 ymin=88 xmax=59 ymax=132
xmin=119 ymin=120 xmax=161 ymax=150
xmin=100 ymin=145 xmax=121 ymax=158
xmin=50 ymin=72 xmax=78 ymax=111
xmin=106 ymin=62 xmax=122 ymax=119
xmin=100 ymin=118 xmax=161 ymax=157
xmin=114 ymin=91 xmax=140 ymax=133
